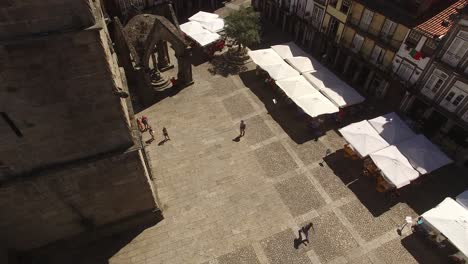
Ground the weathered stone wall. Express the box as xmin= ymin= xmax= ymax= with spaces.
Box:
xmin=0 ymin=149 xmax=156 ymax=251
xmin=0 ymin=0 xmax=96 ymax=39
xmin=0 ymin=24 xmax=134 ymax=177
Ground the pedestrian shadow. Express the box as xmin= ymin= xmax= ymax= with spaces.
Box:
xmin=158 ymin=139 xmax=167 ymax=146
xmin=232 ymin=135 xmax=241 ymax=142
xmin=293 ymin=237 xmax=303 ymax=249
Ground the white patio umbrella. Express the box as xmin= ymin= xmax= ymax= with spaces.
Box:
xmin=422 ymin=198 xmax=468 ymax=256
xmin=190 ymin=31 xmax=220 ymax=47
xmin=293 ymin=93 xmax=339 ymax=118
xmin=189 ymin=11 xmax=219 ymax=23
xmin=198 ymin=17 xmax=225 ymax=33
xmin=339 ymin=120 xmax=390 ymax=157
xmin=275 ymin=76 xmax=318 ymax=99
xmin=261 ymin=62 xmax=300 ymax=81
xmin=271 ymin=42 xmax=307 ymax=59
xmin=369 ymin=146 xmax=420 ymax=188
xmin=396 ymin=134 xmax=452 ymax=174
xmin=285 ymin=56 xmax=317 ymax=73
xmin=368 ymin=112 xmax=416 ymax=145
xmin=180 ymin=21 xmax=205 ymax=36
xmin=248 ymin=48 xmax=285 ymax=67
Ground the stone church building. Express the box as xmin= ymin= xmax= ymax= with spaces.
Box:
xmin=0 ymin=0 xmax=159 ymax=258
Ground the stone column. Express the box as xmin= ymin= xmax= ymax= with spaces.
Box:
xmin=177 ymin=48 xmax=194 ymax=86
xmin=157 ymin=41 xmax=172 ymax=71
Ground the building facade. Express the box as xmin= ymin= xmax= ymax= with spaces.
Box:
xmin=0 ymin=0 xmax=158 ymax=252
xmin=401 ymin=6 xmax=468 ymax=166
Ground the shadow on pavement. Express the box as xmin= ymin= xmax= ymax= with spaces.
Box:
xmin=208 ymin=54 xmax=248 ymax=77
xmin=239 ymin=70 xmax=318 ymax=144
xmin=20 ymin=211 xmax=163 ymax=264
xmin=401 ymin=233 xmax=454 ymax=264
xmin=324 ymin=149 xmax=399 ymax=217
xmin=324 ymin=149 xmax=468 ymax=217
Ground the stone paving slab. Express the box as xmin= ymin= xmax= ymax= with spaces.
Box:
xmin=260 ymin=229 xmax=312 ymax=264
xmin=309 ymin=165 xmax=354 ymax=201
xmin=303 ymin=211 xmax=359 ymax=263
xmin=255 ymin=141 xmax=298 ymax=178
xmin=217 ymin=245 xmax=261 ymax=264
xmin=222 ymin=93 xmax=255 ymax=120
xmin=274 ymin=174 xmax=325 ymax=217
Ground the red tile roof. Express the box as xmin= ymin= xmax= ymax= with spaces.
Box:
xmin=415 ymin=0 xmax=466 ymax=37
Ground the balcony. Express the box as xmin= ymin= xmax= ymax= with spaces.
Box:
xmin=314 ymin=0 xmax=326 ymax=6
xmin=348 ymin=17 xmax=401 ymax=52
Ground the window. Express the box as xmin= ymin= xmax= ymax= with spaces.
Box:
xmin=406 ymin=30 xmax=422 ymax=47
xmin=1 ymin=112 xmax=23 ymax=137
xmin=340 ymin=0 xmax=351 ymax=14
xmin=311 ymin=6 xmax=324 ymax=28
xmin=422 ymin=69 xmax=448 ymax=98
xmin=440 ymin=81 xmax=468 ymax=112
xmin=442 ymin=31 xmax=468 ymax=67
xmin=351 ymin=34 xmax=364 ymax=53
xmin=396 ymin=61 xmax=415 ymax=81
xmin=421 ymin=39 xmax=437 ymax=57
xmin=329 ymin=0 xmax=338 ymax=8
xmin=380 ymin=19 xmax=397 ymax=39
xmin=359 ymin=9 xmax=374 ymax=31
xmin=370 ymin=45 xmax=385 ymax=64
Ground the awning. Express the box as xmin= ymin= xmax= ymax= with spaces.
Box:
xmin=303 ymin=69 xmax=364 ymax=107
xmin=293 ymin=93 xmax=339 ymax=118
xmin=285 ymin=56 xmax=317 ymax=73
xmin=261 ymin=62 xmax=300 ymax=81
xmin=275 ymin=76 xmax=318 ymax=99
xmin=368 ymin=112 xmax=416 ymax=145
xmin=369 ymin=146 xmax=420 ymax=188
xmin=197 ymin=17 xmax=225 ymax=33
xmin=271 ymin=42 xmax=308 ymax=59
xmin=457 ymin=190 xmax=468 ymax=209
xmin=248 ymin=48 xmax=285 ymax=67
xmin=180 ymin=21 xmax=205 ymax=36
xmin=189 ymin=11 xmax=219 ymax=23
xmin=396 ymin=134 xmax=452 ymax=174
xmin=422 ymin=198 xmax=468 ymax=256
xmin=339 ymin=120 xmax=390 ymax=157
xmin=189 ymin=30 xmax=220 ymax=46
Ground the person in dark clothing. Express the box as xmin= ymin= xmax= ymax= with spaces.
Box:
xmin=298 ymin=222 xmax=314 ymax=245
xmin=240 ymin=120 xmax=246 ymax=137
xmin=141 ymin=116 xmax=150 ymax=130
xmin=163 ymin=127 xmax=170 ymax=141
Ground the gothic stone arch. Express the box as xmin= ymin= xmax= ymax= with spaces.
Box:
xmin=124 ymin=14 xmax=193 ymax=90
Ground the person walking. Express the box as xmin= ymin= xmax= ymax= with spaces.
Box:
xmin=240 ymin=120 xmax=246 ymax=137
xmin=137 ymin=117 xmax=144 ymax=132
xmin=298 ymin=222 xmax=314 ymax=245
xmin=149 ymin=127 xmax=155 ymax=140
xmin=141 ymin=116 xmax=150 ymax=131
xmin=162 ymin=127 xmax=170 ymax=141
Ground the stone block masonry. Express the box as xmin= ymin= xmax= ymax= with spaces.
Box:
xmin=0 ymin=149 xmax=156 ymax=251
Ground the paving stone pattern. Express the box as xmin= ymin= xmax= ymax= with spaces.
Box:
xmin=103 ymin=4 xmax=467 ymax=262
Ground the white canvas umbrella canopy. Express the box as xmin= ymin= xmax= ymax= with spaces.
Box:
xmin=271 ymin=42 xmax=308 ymax=59
xmin=339 ymin=120 xmax=390 ymax=157
xmin=275 ymin=76 xmax=318 ymax=99
xmin=396 ymin=134 xmax=452 ymax=174
xmin=180 ymin=21 xmax=205 ymax=36
xmin=293 ymin=93 xmax=339 ymax=118
xmin=261 ymin=62 xmax=300 ymax=81
xmin=189 ymin=31 xmax=220 ymax=46
xmin=285 ymin=56 xmax=317 ymax=73
xmin=303 ymin=69 xmax=364 ymax=107
xmin=189 ymin=11 xmax=219 ymax=23
xmin=198 ymin=17 xmax=225 ymax=33
xmin=248 ymin=49 xmax=285 ymax=67
xmin=368 ymin=112 xmax=416 ymax=145
xmin=457 ymin=190 xmax=468 ymax=209
xmin=369 ymin=146 xmax=420 ymax=188
xmin=422 ymin=198 xmax=468 ymax=256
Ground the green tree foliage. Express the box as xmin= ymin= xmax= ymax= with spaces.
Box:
xmin=224 ymin=7 xmax=261 ymax=51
